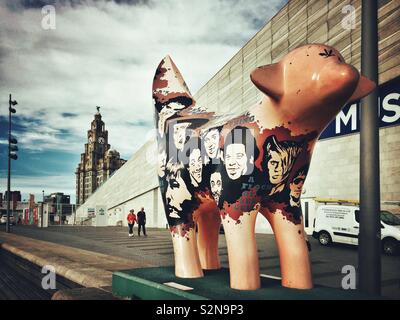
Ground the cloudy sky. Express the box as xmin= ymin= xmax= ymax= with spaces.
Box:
xmin=0 ymin=0 xmax=286 ymax=204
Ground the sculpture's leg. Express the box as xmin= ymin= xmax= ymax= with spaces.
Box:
xmin=171 ymin=225 xmax=204 ymax=278
xmin=196 ymin=204 xmax=221 ymax=270
xmin=222 ymin=210 xmax=260 ymax=290
xmin=263 ymin=209 xmax=313 ymax=289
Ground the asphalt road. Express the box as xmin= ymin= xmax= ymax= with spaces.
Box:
xmin=1 ymin=225 xmax=399 ymax=299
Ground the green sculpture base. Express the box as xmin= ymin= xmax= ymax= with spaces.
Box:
xmin=112 ymin=267 xmax=378 ymax=300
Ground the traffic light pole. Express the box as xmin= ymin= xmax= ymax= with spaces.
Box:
xmin=6 ymin=94 xmax=12 ymax=233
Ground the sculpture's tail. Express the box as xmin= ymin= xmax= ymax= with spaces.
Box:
xmin=153 ymin=56 xmax=195 ymax=133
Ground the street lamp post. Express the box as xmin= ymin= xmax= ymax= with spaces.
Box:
xmin=41 ymin=190 xmax=45 ymax=228
xmin=6 ymin=94 xmax=18 ymax=233
xmin=359 ymin=0 xmax=381 ymax=295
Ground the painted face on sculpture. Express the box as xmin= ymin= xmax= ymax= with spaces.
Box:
xmin=167 ymin=101 xmax=186 ymax=110
xmin=203 ymin=129 xmax=220 ymax=159
xmin=173 ymin=122 xmax=190 ymax=151
xmin=189 ymin=148 xmax=202 ymax=186
xmin=289 ymin=174 xmax=305 ymax=200
xmin=289 ymin=168 xmax=307 ymax=207
xmin=158 ymin=106 xmax=177 ymax=136
xmin=158 ymin=150 xmax=167 ymax=178
xmin=225 ymin=144 xmax=248 ymax=180
xmin=152 ymin=45 xmax=377 ymax=290
xmin=210 ymin=172 xmax=222 ymax=204
xmin=267 ymin=151 xmax=285 ymax=184
xmin=165 ymin=170 xmax=191 ymax=218
xmin=263 ymin=136 xmax=303 ymax=192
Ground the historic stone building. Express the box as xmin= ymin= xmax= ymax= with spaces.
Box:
xmin=75 ymin=108 xmax=126 ymax=205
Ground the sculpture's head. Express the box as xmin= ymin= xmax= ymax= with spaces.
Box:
xmin=250 ymin=44 xmax=376 ymax=129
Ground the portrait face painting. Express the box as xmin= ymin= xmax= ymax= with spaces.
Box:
xmin=225 ymin=143 xmax=248 ymax=180
xmin=223 ymin=126 xmax=257 ymax=181
xmin=157 ymin=148 xmax=167 ymax=178
xmin=167 ymin=101 xmax=186 ymax=110
xmin=173 ymin=122 xmax=190 ymax=151
xmin=262 ymin=135 xmax=303 ymax=193
xmin=156 ymin=97 xmax=193 ymax=137
xmin=189 ymin=148 xmax=202 ymax=187
xmin=203 ymin=129 xmax=220 ymax=159
xmin=289 ymin=168 xmax=307 ymax=207
xmin=155 ymin=96 xmax=193 ymax=113
xmin=210 ymin=171 xmax=222 ymax=204
xmin=165 ymin=161 xmax=192 ymax=218
xmin=267 ymin=150 xmax=285 ymax=184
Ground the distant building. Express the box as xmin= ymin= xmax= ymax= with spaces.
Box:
xmin=44 ymin=192 xmax=70 ymax=204
xmin=2 ymin=191 xmax=22 ymax=211
xmin=0 ymin=201 xmax=30 ymax=218
xmin=75 ymin=108 xmax=126 ymax=205
xmin=4 ymin=191 xmax=21 ymax=202
xmin=44 ymin=192 xmax=74 ymax=223
xmin=0 ymin=191 xmax=30 ymax=219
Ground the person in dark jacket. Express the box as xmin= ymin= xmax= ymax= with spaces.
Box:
xmin=137 ymin=207 xmax=147 ymax=236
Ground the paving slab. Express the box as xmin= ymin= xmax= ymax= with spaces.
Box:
xmin=0 ymin=232 xmax=153 ymax=290
xmin=1 ymin=226 xmax=399 ymax=299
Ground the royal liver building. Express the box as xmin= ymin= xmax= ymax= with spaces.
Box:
xmin=75 ymin=108 xmax=126 ymax=205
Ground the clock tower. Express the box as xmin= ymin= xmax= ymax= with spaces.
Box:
xmin=86 ymin=106 xmax=110 ymax=162
xmin=75 ymin=107 xmax=126 ymax=205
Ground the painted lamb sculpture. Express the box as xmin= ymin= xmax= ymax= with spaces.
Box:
xmin=152 ymin=44 xmax=375 ymax=290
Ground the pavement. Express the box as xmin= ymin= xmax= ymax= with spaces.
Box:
xmin=0 ymin=248 xmax=81 ymax=299
xmin=0 ymin=225 xmax=399 ymax=299
xmin=0 ymin=227 xmax=153 ymax=299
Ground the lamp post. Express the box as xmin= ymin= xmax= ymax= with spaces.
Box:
xmin=41 ymin=190 xmax=45 ymax=228
xmin=6 ymin=94 xmax=18 ymax=233
xmin=359 ymin=0 xmax=381 ymax=295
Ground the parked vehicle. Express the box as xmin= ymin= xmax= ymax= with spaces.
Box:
xmin=0 ymin=214 xmax=16 ymax=225
xmin=313 ymin=205 xmax=400 ymax=255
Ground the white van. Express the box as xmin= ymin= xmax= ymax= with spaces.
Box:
xmin=312 ymin=205 xmax=400 ymax=255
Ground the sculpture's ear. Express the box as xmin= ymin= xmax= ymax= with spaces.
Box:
xmin=347 ymin=75 xmax=376 ymax=104
xmin=250 ymin=63 xmax=283 ymax=100
xmin=153 ymin=55 xmax=194 ymax=112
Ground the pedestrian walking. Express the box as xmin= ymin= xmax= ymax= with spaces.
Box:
xmin=137 ymin=207 xmax=147 ymax=236
xmin=127 ymin=209 xmax=137 ymax=238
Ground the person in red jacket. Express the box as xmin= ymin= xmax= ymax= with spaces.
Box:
xmin=127 ymin=209 xmax=137 ymax=238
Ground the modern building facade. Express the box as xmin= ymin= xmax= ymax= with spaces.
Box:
xmin=4 ymin=191 xmax=22 ymax=202
xmin=0 ymin=190 xmax=26 ymax=217
xmin=75 ymin=109 xmax=127 ymax=205
xmin=1 ymin=191 xmax=22 ymax=212
xmin=44 ymin=192 xmax=75 ymax=224
xmin=44 ymin=192 xmax=70 ymax=205
xmin=76 ymin=0 xmax=400 ymax=232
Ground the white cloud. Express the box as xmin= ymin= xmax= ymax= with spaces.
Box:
xmin=0 ymin=0 xmax=285 ymax=158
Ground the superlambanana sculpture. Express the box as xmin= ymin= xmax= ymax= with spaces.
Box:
xmin=152 ymin=44 xmax=375 ymax=290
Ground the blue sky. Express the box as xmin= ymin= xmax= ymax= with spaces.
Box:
xmin=0 ymin=0 xmax=287 ymax=204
